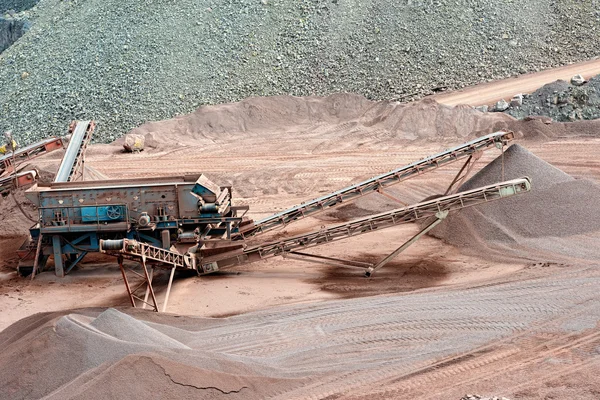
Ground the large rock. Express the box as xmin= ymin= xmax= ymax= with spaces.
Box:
xmin=123 ymin=133 xmax=144 ymax=152
xmin=494 ymin=99 xmax=510 ymax=111
xmin=571 ymin=74 xmax=586 ymax=86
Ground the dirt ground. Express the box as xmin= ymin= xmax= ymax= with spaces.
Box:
xmin=432 ymin=57 xmax=600 ymax=106
xmin=0 ymin=90 xmax=599 ymax=398
xmin=1 ymin=124 xmax=599 ymax=330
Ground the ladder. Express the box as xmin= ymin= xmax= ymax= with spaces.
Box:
xmin=237 ymin=131 xmax=514 ymax=239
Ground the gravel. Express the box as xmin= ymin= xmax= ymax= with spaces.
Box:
xmin=0 ymin=0 xmax=599 ymax=144
xmin=431 ymin=144 xmax=600 ymax=261
xmin=503 ymin=74 xmax=600 ymax=121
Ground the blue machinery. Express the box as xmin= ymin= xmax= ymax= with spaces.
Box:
xmin=17 ymin=130 xmax=532 ymax=310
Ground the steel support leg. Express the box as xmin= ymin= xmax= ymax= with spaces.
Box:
xmin=444 ymin=152 xmax=482 ymax=195
xmin=162 ymin=266 xmax=177 ymax=312
xmin=142 ymin=265 xmax=154 ymax=310
xmin=31 ymin=234 xmax=43 ymax=280
xmin=140 ymin=256 xmax=159 ymax=312
xmin=118 ymin=256 xmax=136 ymax=307
xmin=365 ymin=211 xmax=449 ymax=277
xmin=52 ymin=235 xmax=64 ymax=277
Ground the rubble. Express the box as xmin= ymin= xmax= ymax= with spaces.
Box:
xmin=570 ymin=73 xmax=586 ymax=86
xmin=503 ymin=74 xmax=600 ymax=121
xmin=0 ymin=0 xmax=599 ymax=143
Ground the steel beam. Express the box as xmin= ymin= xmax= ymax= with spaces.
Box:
xmin=52 ymin=235 xmax=64 ymax=277
xmin=365 ymin=211 xmax=448 ymax=277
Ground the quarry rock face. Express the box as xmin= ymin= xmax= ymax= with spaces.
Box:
xmin=0 ymin=0 xmax=599 ymax=143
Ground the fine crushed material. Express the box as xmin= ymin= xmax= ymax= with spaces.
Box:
xmin=431 ymin=144 xmax=600 ymax=261
xmin=3 ymin=267 xmax=600 ymax=399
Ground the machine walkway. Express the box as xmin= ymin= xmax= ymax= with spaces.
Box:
xmin=238 ymin=131 xmax=514 ymax=239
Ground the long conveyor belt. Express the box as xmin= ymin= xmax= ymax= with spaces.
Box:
xmin=238 ymin=131 xmax=514 ymax=239
xmin=201 ymin=177 xmax=530 ymax=273
xmin=54 ymin=121 xmax=94 ymax=182
xmin=101 ymin=177 xmax=530 ymax=274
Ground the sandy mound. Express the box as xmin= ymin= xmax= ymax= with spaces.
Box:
xmin=0 ymin=308 xmax=304 ymax=400
xmin=431 ymin=144 xmax=600 ymax=262
xmin=124 ymin=95 xmax=600 ymax=152
xmin=126 ymin=95 xmax=513 ymax=149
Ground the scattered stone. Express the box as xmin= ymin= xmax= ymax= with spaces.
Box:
xmin=571 ymin=74 xmax=586 ymax=86
xmin=510 ymin=93 xmax=523 ymax=107
xmin=494 ymin=99 xmax=510 ymax=111
xmin=475 ymin=105 xmax=489 ymax=113
xmin=506 ymin=74 xmax=600 ymax=122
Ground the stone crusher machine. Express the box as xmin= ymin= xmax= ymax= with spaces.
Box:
xmin=18 ymin=131 xmax=531 ymax=311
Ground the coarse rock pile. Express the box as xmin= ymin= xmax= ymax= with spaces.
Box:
xmin=504 ymin=74 xmax=600 ymax=121
xmin=0 ymin=0 xmax=599 ymax=143
xmin=431 ymin=144 xmax=600 ymax=262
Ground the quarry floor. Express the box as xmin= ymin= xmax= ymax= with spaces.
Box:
xmin=0 ymin=135 xmax=593 ymax=326
xmin=1 ymin=81 xmax=600 ymax=397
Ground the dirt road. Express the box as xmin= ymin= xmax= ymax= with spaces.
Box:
xmin=433 ymin=58 xmax=600 ymax=107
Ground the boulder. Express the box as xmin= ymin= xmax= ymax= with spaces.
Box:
xmin=570 ymin=74 xmax=585 ymax=86
xmin=494 ymin=99 xmax=510 ymax=111
xmin=123 ymin=133 xmax=145 ymax=152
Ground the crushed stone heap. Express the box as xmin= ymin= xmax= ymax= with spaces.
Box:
xmin=1 ymin=0 xmax=599 ymax=143
xmin=431 ymin=144 xmax=600 ymax=261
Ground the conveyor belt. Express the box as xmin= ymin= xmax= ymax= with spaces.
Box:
xmin=201 ymin=177 xmax=531 ymax=273
xmin=0 ymin=137 xmax=64 ymax=175
xmin=54 ymin=121 xmax=94 ymax=182
xmin=238 ymin=131 xmax=514 ymax=239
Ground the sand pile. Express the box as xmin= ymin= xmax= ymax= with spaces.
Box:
xmin=432 ymin=144 xmax=600 ymax=262
xmin=126 ymin=94 xmax=600 ymax=152
xmin=0 ymin=308 xmax=304 ymax=399
xmin=128 ymin=95 xmax=515 ymax=149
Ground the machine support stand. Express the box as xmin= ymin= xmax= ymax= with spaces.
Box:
xmin=444 ymin=152 xmax=482 ymax=196
xmin=365 ymin=210 xmax=449 ymax=277
xmin=52 ymin=235 xmax=64 ymax=277
xmin=118 ymin=256 xmax=136 ymax=307
xmin=162 ymin=266 xmax=177 ymax=312
xmin=140 ymin=256 xmax=159 ymax=312
xmin=31 ymin=234 xmax=43 ymax=280
xmin=117 ymin=255 xmax=159 ymax=312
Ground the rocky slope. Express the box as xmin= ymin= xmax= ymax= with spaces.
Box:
xmin=0 ymin=0 xmax=599 ymax=143
xmin=503 ymin=74 xmax=600 ymax=121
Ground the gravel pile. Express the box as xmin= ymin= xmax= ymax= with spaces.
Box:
xmin=431 ymin=144 xmax=600 ymax=261
xmin=0 ymin=0 xmax=599 ymax=143
xmin=503 ymin=74 xmax=600 ymax=121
